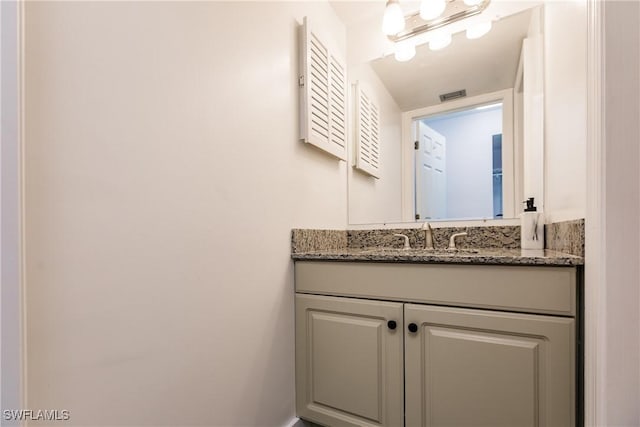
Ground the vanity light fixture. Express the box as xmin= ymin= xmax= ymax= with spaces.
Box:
xmin=420 ymin=0 xmax=446 ymax=21
xmin=384 ymin=0 xmax=492 ymax=62
xmin=382 ymin=0 xmax=405 ymax=35
xmin=429 ymin=31 xmax=452 ymax=51
xmin=394 ymin=41 xmax=417 ymax=62
xmin=466 ymin=21 xmax=492 ymax=39
xmin=386 ymin=0 xmax=491 ymax=43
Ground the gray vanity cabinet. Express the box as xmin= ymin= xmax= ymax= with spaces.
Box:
xmin=404 ymin=304 xmax=574 ymax=427
xmin=295 ymin=294 xmax=404 ymax=427
xmin=295 ymin=261 xmax=577 ymax=427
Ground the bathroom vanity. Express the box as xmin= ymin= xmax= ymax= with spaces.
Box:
xmin=292 ymin=235 xmax=583 ymax=427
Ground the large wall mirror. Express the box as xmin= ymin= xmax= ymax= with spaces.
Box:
xmin=405 ymin=88 xmax=516 ymax=222
xmin=335 ymin=0 xmax=586 ymax=225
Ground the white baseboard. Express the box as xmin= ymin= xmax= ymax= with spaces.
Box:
xmin=283 ymin=417 xmax=309 ymax=427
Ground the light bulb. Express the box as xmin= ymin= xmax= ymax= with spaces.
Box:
xmin=429 ymin=32 xmax=452 ymax=50
xmin=382 ymin=0 xmax=405 ymax=36
xmin=394 ymin=42 xmax=416 ymax=62
xmin=420 ymin=0 xmax=446 ymax=21
xmin=463 ymin=0 xmax=483 ymax=6
xmin=466 ymin=21 xmax=492 ymax=39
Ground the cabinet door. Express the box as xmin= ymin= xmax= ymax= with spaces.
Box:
xmin=405 ymin=304 xmax=575 ymax=427
xmin=296 ymin=294 xmax=404 ymax=427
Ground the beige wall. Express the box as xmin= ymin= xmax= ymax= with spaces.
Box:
xmin=543 ymin=0 xmax=587 ymax=222
xmin=24 ymin=2 xmax=346 ymax=425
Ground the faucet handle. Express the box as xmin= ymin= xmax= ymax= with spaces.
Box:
xmin=393 ymin=234 xmax=411 ymax=250
xmin=448 ymin=232 xmax=468 ymax=250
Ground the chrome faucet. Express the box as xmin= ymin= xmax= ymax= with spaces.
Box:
xmin=448 ymin=232 xmax=468 ymax=250
xmin=422 ymin=222 xmax=434 ymax=250
xmin=393 ymin=234 xmax=411 ymax=250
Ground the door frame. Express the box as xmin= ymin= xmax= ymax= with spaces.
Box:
xmin=400 ymin=89 xmax=515 ymax=222
xmin=584 ymin=0 xmax=604 ymax=423
xmin=585 ymin=0 xmax=640 ymax=425
xmin=1 ymin=0 xmax=25 ymax=419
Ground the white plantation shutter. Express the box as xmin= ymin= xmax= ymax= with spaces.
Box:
xmin=299 ymin=17 xmax=347 ymax=161
xmin=354 ymin=81 xmax=381 ymax=178
xmin=328 ymin=57 xmax=347 ymax=153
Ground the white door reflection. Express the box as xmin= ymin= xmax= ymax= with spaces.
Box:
xmin=415 ymin=122 xmax=446 ymax=220
xmin=415 ymin=102 xmax=503 ymax=220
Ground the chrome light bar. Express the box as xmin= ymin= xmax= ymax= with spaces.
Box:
xmin=388 ymin=0 xmax=492 ymax=43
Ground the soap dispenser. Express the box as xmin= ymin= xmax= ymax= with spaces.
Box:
xmin=521 ymin=197 xmax=544 ymax=250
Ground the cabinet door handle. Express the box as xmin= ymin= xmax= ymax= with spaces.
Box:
xmin=408 ymin=323 xmax=418 ymax=333
xmin=387 ymin=320 xmax=397 ymax=330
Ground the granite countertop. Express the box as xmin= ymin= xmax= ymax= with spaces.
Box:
xmin=292 ymin=247 xmax=584 ymax=266
xmin=291 ymin=221 xmax=585 ymax=266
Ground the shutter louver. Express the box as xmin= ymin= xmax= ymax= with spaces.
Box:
xmin=354 ymin=81 xmax=381 ymax=178
xmin=299 ymin=17 xmax=347 ymax=161
xmin=329 ymin=56 xmax=347 ymax=150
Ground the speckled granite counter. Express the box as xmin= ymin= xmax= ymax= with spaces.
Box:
xmin=292 ymin=247 xmax=584 ymax=266
xmin=291 ymin=221 xmax=585 ymax=266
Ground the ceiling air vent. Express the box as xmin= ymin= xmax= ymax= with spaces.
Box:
xmin=439 ymin=89 xmax=467 ymax=102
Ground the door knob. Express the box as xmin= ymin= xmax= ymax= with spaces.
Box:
xmin=408 ymin=323 xmax=418 ymax=333
xmin=387 ymin=320 xmax=397 ymax=330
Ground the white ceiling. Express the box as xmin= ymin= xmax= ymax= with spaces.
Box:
xmin=330 ymin=1 xmax=539 ymax=111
